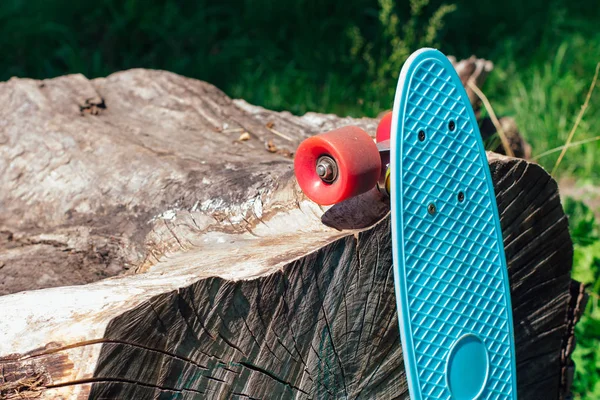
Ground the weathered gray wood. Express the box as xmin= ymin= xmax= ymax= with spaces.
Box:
xmin=0 ymin=69 xmax=370 ymax=295
xmin=0 ymin=66 xmax=580 ymax=399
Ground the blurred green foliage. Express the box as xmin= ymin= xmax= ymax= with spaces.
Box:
xmin=564 ymin=198 xmax=600 ymax=399
xmin=1 ymin=0 xmax=598 ymax=176
xmin=1 ymin=0 xmax=599 ymax=397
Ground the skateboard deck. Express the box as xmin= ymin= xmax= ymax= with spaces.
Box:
xmin=389 ymin=49 xmax=517 ymax=399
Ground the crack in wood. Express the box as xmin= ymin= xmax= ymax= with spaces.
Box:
xmin=238 ymin=361 xmax=309 ymax=395
xmin=48 ymin=376 xmax=205 ymax=395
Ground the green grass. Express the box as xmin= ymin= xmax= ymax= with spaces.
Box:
xmin=1 ymin=0 xmax=599 ymax=397
xmin=564 ymin=198 xmax=600 ymax=399
xmin=484 ymin=34 xmax=600 ymax=178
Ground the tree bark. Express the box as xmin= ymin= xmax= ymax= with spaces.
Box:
xmin=0 ymin=64 xmax=582 ymax=399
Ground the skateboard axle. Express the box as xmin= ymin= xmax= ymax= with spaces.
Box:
xmin=316 ymin=156 xmax=338 ymax=183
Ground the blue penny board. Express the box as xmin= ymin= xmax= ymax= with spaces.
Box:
xmin=389 ymin=48 xmax=517 ymax=400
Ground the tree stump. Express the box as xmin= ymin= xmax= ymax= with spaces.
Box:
xmin=0 ymin=62 xmax=583 ymax=399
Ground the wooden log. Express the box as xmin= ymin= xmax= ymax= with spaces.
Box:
xmin=0 ymin=65 xmax=581 ymax=399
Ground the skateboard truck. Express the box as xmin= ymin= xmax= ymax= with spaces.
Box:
xmin=376 ymin=139 xmax=391 ymax=196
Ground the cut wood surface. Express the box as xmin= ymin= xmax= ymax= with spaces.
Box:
xmin=0 ymin=58 xmax=582 ymax=399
